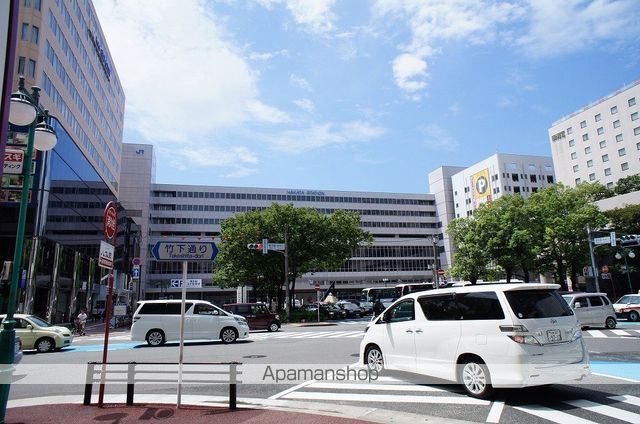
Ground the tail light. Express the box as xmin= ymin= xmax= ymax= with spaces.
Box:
xmin=500 ymin=325 xmax=542 ymax=346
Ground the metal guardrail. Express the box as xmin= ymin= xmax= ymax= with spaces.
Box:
xmin=83 ymin=361 xmax=242 ymax=409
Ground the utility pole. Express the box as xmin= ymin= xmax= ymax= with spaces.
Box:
xmin=284 ymin=224 xmax=290 ymax=320
xmin=587 ymin=226 xmax=601 ymax=293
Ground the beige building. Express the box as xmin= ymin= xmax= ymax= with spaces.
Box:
xmin=12 ymin=0 xmax=125 ymax=194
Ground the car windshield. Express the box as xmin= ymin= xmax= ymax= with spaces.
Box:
xmin=505 ymin=289 xmax=573 ymax=319
xmin=561 ymin=295 xmax=572 ymax=305
xmin=616 ymin=295 xmax=640 ymax=304
xmin=27 ymin=316 xmax=52 ymax=327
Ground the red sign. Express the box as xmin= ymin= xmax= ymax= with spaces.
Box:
xmin=437 ymin=269 xmax=446 ymax=276
xmin=3 ymin=149 xmax=24 ymax=175
xmin=104 ymin=202 xmax=117 ymax=240
xmin=314 ymin=282 xmax=320 ymax=291
xmin=601 ymin=265 xmax=609 ymax=273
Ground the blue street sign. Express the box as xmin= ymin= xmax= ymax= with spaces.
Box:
xmin=151 ymin=241 xmax=218 ymax=261
xmin=132 ymin=267 xmax=140 ymax=279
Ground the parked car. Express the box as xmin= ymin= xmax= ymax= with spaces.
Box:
xmin=131 ymin=300 xmax=250 ymax=346
xmin=0 ymin=314 xmax=74 ymax=353
xmin=613 ymin=294 xmax=640 ymax=322
xmin=223 ymin=303 xmax=281 ymax=332
xmin=360 ymin=283 xmax=590 ymax=399
xmin=14 ymin=336 xmax=23 ymax=364
xmin=562 ymin=292 xmax=616 ymax=329
xmin=337 ymin=301 xmax=365 ymax=318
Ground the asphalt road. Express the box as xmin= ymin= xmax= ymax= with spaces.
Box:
xmin=8 ymin=318 xmax=640 ymax=423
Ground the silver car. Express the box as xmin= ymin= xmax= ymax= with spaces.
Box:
xmin=562 ymin=293 xmax=617 ymax=329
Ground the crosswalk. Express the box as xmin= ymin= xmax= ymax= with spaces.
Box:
xmin=273 ymin=372 xmax=640 ymax=423
xmin=584 ymin=329 xmax=640 ymax=338
xmin=250 ymin=330 xmax=365 ymax=340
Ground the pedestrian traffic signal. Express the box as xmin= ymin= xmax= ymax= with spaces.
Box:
xmin=620 ymin=234 xmax=639 ymax=246
xmin=247 ymin=243 xmax=263 ymax=251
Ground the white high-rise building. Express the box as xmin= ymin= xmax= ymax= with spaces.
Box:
xmin=549 ymin=80 xmax=640 ymax=189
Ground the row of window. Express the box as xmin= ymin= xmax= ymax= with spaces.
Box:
xmin=51 ymin=186 xmax=113 ymax=195
xmin=43 ymin=73 xmax=118 ymax=188
xmin=148 ymin=261 xmax=216 ymax=275
xmin=153 ymin=190 xmax=432 ymax=206
xmin=150 ymin=216 xmax=436 ymax=229
xmin=574 ymin=163 xmax=633 ymax=187
xmin=351 ymin=246 xmax=436 ymax=259
xmin=23 ymin=0 xmax=42 ymax=10
xmin=20 ymin=22 xmax=39 ymax=44
xmin=333 ymin=258 xmax=435 ymax=273
xmin=567 ymin=126 xmax=640 ymax=149
xmin=568 ymin=97 xmax=637 ymax=133
xmin=16 ymin=56 xmax=37 ymax=78
xmin=573 ymin=154 xmax=630 ymax=173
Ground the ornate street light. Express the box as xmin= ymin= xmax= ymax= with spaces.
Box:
xmin=615 ymin=250 xmax=636 ymax=294
xmin=0 ymin=76 xmax=58 ymax=419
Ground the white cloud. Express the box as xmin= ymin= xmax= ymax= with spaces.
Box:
xmin=265 ymin=121 xmax=385 ymax=154
xmin=163 ymin=145 xmax=259 ymax=176
xmin=290 ymin=74 xmax=312 ymax=90
xmin=92 ymin=0 xmax=288 ymax=160
xmin=249 ymin=49 xmax=288 ymax=61
xmin=392 ymin=53 xmax=428 ymax=93
xmin=448 ymin=103 xmax=461 ymax=115
xmin=422 ymin=124 xmax=460 ymax=152
xmin=293 ymin=98 xmax=315 ymax=112
xmin=285 ymin=0 xmax=337 ymax=34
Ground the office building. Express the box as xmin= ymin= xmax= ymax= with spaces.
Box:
xmin=549 ymin=80 xmax=640 ymax=189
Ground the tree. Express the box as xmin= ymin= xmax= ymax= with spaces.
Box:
xmin=214 ymin=203 xmax=371 ymax=318
xmin=603 ymin=204 xmax=640 ymax=235
xmin=447 ymin=217 xmax=490 ymax=284
xmin=614 ymin=174 xmax=640 ymax=195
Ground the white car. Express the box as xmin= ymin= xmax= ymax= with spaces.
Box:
xmin=613 ymin=294 xmax=640 ymax=322
xmin=562 ymin=292 xmax=617 ymax=329
xmin=131 ymin=300 xmax=250 ymax=346
xmin=360 ymin=283 xmax=590 ymax=399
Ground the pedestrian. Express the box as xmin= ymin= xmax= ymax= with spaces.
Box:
xmin=77 ymin=308 xmax=88 ymax=336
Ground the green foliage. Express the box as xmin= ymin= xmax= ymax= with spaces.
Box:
xmin=604 ymin=204 xmax=640 ymax=236
xmin=447 ymin=218 xmax=489 ymax=284
xmin=614 ymin=174 xmax=640 ymax=195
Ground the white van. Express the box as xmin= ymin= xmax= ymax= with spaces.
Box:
xmin=360 ymin=283 xmax=590 ymax=399
xmin=131 ymin=300 xmax=250 ymax=346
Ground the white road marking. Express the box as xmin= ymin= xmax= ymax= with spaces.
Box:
xmin=565 ymin=399 xmax=640 ymax=423
xmin=307 ymin=382 xmax=445 ymax=392
xmin=486 ymin=400 xmax=505 ymax=423
xmin=608 ymin=395 xmax=640 ymax=407
xmin=587 ymin=330 xmax=607 ymax=338
xmin=514 ymin=404 xmax=598 ymax=424
xmin=283 ymin=391 xmax=490 ymax=405
xmin=611 ymin=330 xmax=631 ymax=336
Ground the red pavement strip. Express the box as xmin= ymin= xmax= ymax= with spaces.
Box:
xmin=6 ymin=403 xmax=375 ymax=424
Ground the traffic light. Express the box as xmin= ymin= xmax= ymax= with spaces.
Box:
xmin=247 ymin=243 xmax=263 ymax=251
xmin=620 ymin=234 xmax=640 ymax=246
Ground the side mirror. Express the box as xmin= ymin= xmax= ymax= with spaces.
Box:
xmin=27 ymin=324 xmax=33 ymax=331
xmin=574 ymin=302 xmax=582 ymax=308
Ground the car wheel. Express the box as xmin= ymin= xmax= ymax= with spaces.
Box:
xmin=220 ymin=327 xmax=238 ymax=344
xmin=35 ymin=337 xmax=55 ymax=353
xmin=146 ymin=329 xmax=165 ymax=347
xmin=605 ymin=317 xmax=617 ymax=329
xmin=365 ymin=345 xmax=384 ymax=372
xmin=629 ymin=311 xmax=640 ymax=322
xmin=268 ymin=322 xmax=279 ymax=332
xmin=459 ymin=358 xmax=494 ymax=399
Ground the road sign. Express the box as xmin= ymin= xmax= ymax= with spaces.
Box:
xmin=103 ymin=202 xmax=117 ymax=240
xmin=437 ymin=269 xmax=445 ymax=276
xmin=132 ymin=257 xmax=141 ymax=266
xmin=593 ymin=236 xmax=610 ymax=245
xmin=262 ymin=238 xmax=269 ymax=254
xmin=314 ymin=282 xmax=320 ymax=291
xmin=267 ymin=243 xmax=286 ymax=251
xmin=610 ymin=231 xmax=616 ymax=247
xmin=151 ymin=241 xmax=218 ymax=261
xmin=132 ymin=266 xmax=140 ymax=280
xmin=601 ymin=272 xmax=611 ymax=280
xmin=98 ymin=240 xmax=114 ymax=269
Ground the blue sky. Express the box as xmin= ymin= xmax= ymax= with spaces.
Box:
xmin=93 ymin=0 xmax=640 ymax=194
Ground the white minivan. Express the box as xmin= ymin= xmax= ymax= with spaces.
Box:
xmin=360 ymin=283 xmax=590 ymax=399
xmin=131 ymin=300 xmax=250 ymax=346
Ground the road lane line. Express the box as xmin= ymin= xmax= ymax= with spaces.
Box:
xmin=587 ymin=330 xmax=607 ymax=338
xmin=486 ymin=400 xmax=504 ymax=423
xmin=608 ymin=395 xmax=640 ymax=407
xmin=565 ymin=399 xmax=640 ymax=423
xmin=514 ymin=405 xmax=598 ymax=424
xmin=611 ymin=330 xmax=631 ymax=336
xmin=284 ymin=391 xmax=489 ymax=405
xmin=307 ymin=382 xmax=445 ymax=392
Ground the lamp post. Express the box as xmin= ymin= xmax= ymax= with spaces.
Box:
xmin=615 ymin=249 xmax=636 ymax=294
xmin=0 ymin=76 xmax=57 ymax=421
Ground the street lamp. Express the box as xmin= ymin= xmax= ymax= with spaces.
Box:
xmin=615 ymin=249 xmax=636 ymax=294
xmin=0 ymin=76 xmax=58 ymax=420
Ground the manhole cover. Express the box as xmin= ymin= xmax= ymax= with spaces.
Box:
xmin=242 ymin=354 xmax=267 ymax=358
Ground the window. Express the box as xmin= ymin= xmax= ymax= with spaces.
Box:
xmin=571 ymin=152 xmax=577 ymax=160
xmin=580 ymin=120 xmax=587 ymax=128
xmin=604 ymin=168 xmax=611 ymax=176
xmin=621 ymin=162 xmax=629 ymax=171
xmin=595 ymin=113 xmax=601 ymax=122
xmin=21 ymin=23 xmax=29 ymax=41
xmin=616 ymin=134 xmax=623 ymax=142
xmin=602 ymin=154 xmax=609 ymax=162
xmin=611 ymin=106 xmax=618 ymax=114
xmin=34 ymin=0 xmax=41 ymax=10
xmin=547 ymin=175 xmax=554 ymax=183
xmin=384 ymin=300 xmax=415 ymax=323
xmin=582 ymin=134 xmax=589 ymax=141
xmin=30 ymin=26 xmax=39 ymax=44
xmin=584 ymin=146 xmax=591 ymax=154
xmin=419 ymin=295 xmax=458 ymax=321
xmin=567 ymin=127 xmax=573 ymax=135
xmin=530 ymin=174 xmax=537 ymax=183
xmin=618 ymin=148 xmax=626 ymax=157
xmin=589 ymin=173 xmax=596 ymax=181
xmin=600 ymin=140 xmax=607 ymax=148
xmin=587 ymin=160 xmax=593 ymax=168
xmin=194 ymin=304 xmax=220 ymax=315
xmin=456 ymin=292 xmax=504 ymax=320
xmin=569 ymin=139 xmax=575 ymax=147
xmin=17 ymin=56 xmax=25 ymax=74
xmin=27 ymin=59 xmax=35 ymax=78
xmin=637 ymin=142 xmax=640 ymax=151
xmin=587 ymin=296 xmax=603 ymax=307
xmin=573 ymin=165 xmax=579 ymax=172
xmin=630 ymin=98 xmax=637 ymax=107
xmin=504 ymin=290 xmax=572 ymax=319
xmin=632 ymin=112 xmax=638 ymax=121
xmin=597 ymin=127 xmax=604 ymax=135
xmin=613 ymin=120 xmax=620 ymax=128
xmin=575 ymin=178 xmax=581 ymax=185
xmin=23 ymin=0 xmax=31 ymax=6
xmin=607 ymin=182 xmax=614 ymax=189
xmin=635 ymin=127 xmax=640 ymax=136
xmin=511 ymin=173 xmax=519 ymax=182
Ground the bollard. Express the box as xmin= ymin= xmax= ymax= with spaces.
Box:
xmin=126 ymin=362 xmax=136 ymax=406
xmin=84 ymin=362 xmax=96 ymax=405
xmin=229 ymin=363 xmax=237 ymax=410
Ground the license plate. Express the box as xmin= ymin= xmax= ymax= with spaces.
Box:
xmin=547 ymin=329 xmax=561 ymax=342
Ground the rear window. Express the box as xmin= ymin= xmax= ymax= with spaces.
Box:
xmin=138 ymin=302 xmax=193 ymax=315
xmin=505 ymin=290 xmax=573 ymax=319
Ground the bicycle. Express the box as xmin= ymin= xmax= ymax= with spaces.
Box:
xmin=72 ymin=319 xmax=86 ymax=336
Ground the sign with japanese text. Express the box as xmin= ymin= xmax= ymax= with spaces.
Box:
xmin=170 ymin=278 xmax=203 ymax=289
xmin=104 ymin=202 xmax=117 ymax=240
xmin=3 ymin=149 xmax=24 ymax=174
xmin=98 ymin=240 xmax=114 ymax=269
xmin=151 ymin=241 xmax=218 ymax=261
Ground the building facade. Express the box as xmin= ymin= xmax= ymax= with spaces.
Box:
xmin=549 ymin=80 xmax=640 ymax=189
